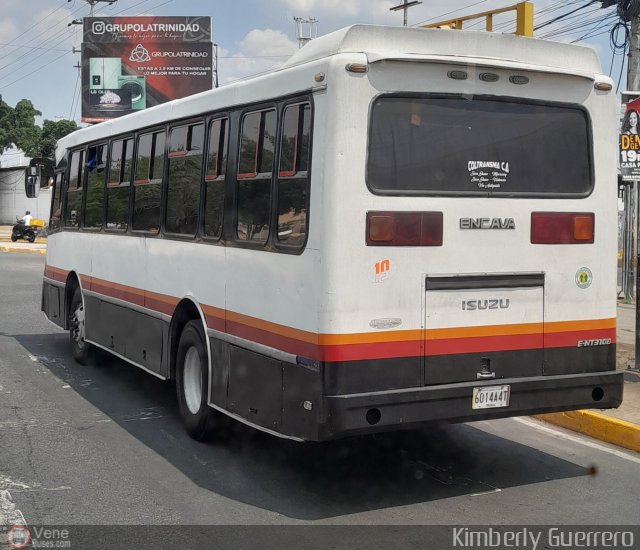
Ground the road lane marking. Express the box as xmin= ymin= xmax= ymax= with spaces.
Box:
xmin=515 ymin=417 xmax=640 ymax=465
xmin=470 ymin=488 xmax=502 ymax=497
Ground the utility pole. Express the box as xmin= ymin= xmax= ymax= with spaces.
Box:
xmin=390 ymin=0 xmax=422 ymax=27
xmin=68 ymin=0 xmax=118 ymax=17
xmin=624 ymin=3 xmax=640 ymax=371
xmin=213 ymin=44 xmax=218 ymax=88
xmin=294 ymin=17 xmax=318 ymax=49
xmin=629 ymin=14 xmax=640 ymax=90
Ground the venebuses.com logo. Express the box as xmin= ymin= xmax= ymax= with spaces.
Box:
xmin=7 ymin=525 xmax=31 ymax=549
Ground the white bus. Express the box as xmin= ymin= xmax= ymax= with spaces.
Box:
xmin=42 ymin=25 xmax=622 ymax=441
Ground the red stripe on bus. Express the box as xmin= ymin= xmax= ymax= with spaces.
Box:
xmin=43 ymin=265 xmax=617 ymax=361
xmin=90 ymin=279 xmax=145 ymax=307
xmin=426 ymin=334 xmax=544 ymax=357
xmin=143 ymin=295 xmax=177 ymax=316
xmin=322 ymin=340 xmax=423 ymax=362
xmin=544 ymin=328 xmax=616 ymax=348
xmin=44 ymin=265 xmax=69 ymax=282
xmin=226 ymin=320 xmax=322 ymax=360
xmin=204 ymin=314 xmax=225 ymax=332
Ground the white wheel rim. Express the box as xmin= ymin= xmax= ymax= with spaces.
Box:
xmin=183 ymin=346 xmax=203 ymax=415
xmin=71 ymin=301 xmax=85 ymax=350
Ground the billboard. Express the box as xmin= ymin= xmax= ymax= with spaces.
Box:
xmin=620 ymin=92 xmax=640 ymax=182
xmin=81 ymin=16 xmax=213 ymax=123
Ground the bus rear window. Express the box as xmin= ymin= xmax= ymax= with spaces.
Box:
xmin=367 ymin=96 xmax=592 ymax=197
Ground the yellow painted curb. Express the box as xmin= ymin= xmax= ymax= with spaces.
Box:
xmin=0 ymin=238 xmax=47 ymax=243
xmin=0 ymin=246 xmax=46 ymax=255
xmin=535 ymin=410 xmax=640 ymax=454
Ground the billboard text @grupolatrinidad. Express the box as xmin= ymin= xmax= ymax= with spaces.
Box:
xmin=81 ymin=16 xmax=212 ymax=123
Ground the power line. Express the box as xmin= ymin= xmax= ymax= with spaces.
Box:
xmin=0 ymin=43 xmax=68 ymax=53
xmin=0 ymin=0 xmax=68 ymax=55
xmin=617 ymin=40 xmax=629 ymax=92
xmin=534 ymin=0 xmax=600 ymax=31
xmin=0 ymin=50 xmax=71 ymax=91
xmin=412 ymin=0 xmax=489 ymax=27
xmin=537 ymin=11 xmax=616 ymax=39
xmin=0 ymin=5 xmax=84 ymax=77
xmin=69 ymin=69 xmax=80 ymax=120
xmin=0 ymin=26 xmax=78 ymax=80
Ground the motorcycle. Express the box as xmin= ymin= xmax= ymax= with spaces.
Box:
xmin=11 ymin=219 xmax=38 ymax=243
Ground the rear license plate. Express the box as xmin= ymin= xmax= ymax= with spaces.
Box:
xmin=472 ymin=385 xmax=511 ymax=409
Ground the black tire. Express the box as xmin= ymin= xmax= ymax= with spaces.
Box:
xmin=176 ymin=320 xmax=217 ymax=441
xmin=26 ymin=232 xmax=35 ymax=243
xmin=69 ymin=287 xmax=94 ymax=365
xmin=10 ymin=234 xmax=17 ymax=242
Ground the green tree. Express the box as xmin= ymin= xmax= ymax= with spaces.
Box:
xmin=0 ymin=95 xmax=77 ymax=160
xmin=40 ymin=119 xmax=78 ymax=159
xmin=8 ymin=99 xmax=42 ymax=158
xmin=0 ymin=95 xmax=14 ymax=152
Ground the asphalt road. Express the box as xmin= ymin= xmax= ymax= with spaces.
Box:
xmin=0 ymin=253 xmax=639 ymax=533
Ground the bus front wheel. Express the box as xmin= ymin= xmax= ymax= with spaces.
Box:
xmin=176 ymin=320 xmax=217 ymax=441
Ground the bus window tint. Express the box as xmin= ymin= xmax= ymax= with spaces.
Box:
xmin=135 ymin=133 xmax=153 ymax=184
xmin=203 ymin=118 xmax=228 ymax=238
xmin=238 ymin=112 xmax=260 ymax=177
xmin=50 ymin=172 xmax=64 ymax=231
xmin=83 ymin=143 xmax=107 ymax=229
xmin=259 ymin=110 xmax=276 ymax=173
xmin=133 ymin=131 xmax=165 ymax=232
xmin=64 ymin=150 xmax=84 ymax=228
xmin=277 ymin=103 xmax=311 ymax=246
xmin=368 ymin=97 xmax=591 ymax=196
xmin=166 ymin=123 xmax=203 ymax=235
xmin=237 ymin=109 xmax=275 ymax=243
xmin=106 ymin=138 xmax=132 ymax=231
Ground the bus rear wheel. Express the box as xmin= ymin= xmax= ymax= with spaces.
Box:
xmin=69 ymin=287 xmax=95 ymax=365
xmin=176 ymin=320 xmax=217 ymax=441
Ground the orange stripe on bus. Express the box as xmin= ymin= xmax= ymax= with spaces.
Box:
xmin=544 ymin=318 xmax=616 ymax=332
xmin=226 ymin=310 xmax=320 ymax=345
xmin=44 ymin=265 xmax=617 ymax=356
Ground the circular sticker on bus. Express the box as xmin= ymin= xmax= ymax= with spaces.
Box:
xmin=575 ymin=267 xmax=592 ymax=289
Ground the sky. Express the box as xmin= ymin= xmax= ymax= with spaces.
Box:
xmin=0 ymin=0 xmax=624 ymax=164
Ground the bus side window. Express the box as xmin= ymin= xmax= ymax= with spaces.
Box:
xmin=277 ymin=102 xmax=311 ymax=248
xmin=106 ymin=138 xmax=133 ymax=231
xmin=50 ymin=171 xmax=64 ymax=231
xmin=236 ymin=109 xmax=276 ymax=243
xmin=64 ymin=150 xmax=84 ymax=229
xmin=83 ymin=143 xmax=107 ymax=230
xmin=203 ymin=117 xmax=228 ymax=239
xmin=165 ymin=122 xmax=204 ymax=236
xmin=132 ymin=130 xmax=165 ymax=233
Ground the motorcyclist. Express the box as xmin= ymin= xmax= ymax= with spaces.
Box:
xmin=21 ymin=211 xmax=33 ymax=226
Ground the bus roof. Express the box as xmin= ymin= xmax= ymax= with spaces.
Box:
xmin=57 ymin=24 xmax=602 ymax=160
xmin=282 ymin=24 xmax=601 ymax=75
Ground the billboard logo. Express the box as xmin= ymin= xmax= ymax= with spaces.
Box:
xmin=130 ymin=44 xmax=151 ymax=63
xmin=92 ymin=21 xmax=106 ymax=34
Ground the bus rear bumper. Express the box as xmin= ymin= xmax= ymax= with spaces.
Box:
xmin=319 ymin=371 xmax=623 ymax=440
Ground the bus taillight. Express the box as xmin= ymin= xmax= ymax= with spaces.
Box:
xmin=530 ymin=212 xmax=595 ymax=244
xmin=366 ymin=211 xmax=443 ymax=246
